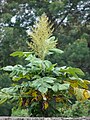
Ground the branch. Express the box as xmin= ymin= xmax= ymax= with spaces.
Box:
xmin=54 ymin=4 xmax=74 ymax=31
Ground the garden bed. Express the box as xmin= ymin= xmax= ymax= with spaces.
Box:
xmin=0 ymin=117 xmax=90 ymax=120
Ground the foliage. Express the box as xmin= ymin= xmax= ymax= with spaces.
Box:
xmin=0 ymin=102 xmax=12 ymax=116
xmin=0 ymin=71 xmax=12 ymax=116
xmin=61 ymin=100 xmax=90 ymax=117
xmin=0 ymin=27 xmax=28 ymax=67
xmin=11 ymin=100 xmax=90 ymax=117
xmin=1 ymin=0 xmax=90 ymax=70
xmin=0 ymin=14 xmax=90 ymax=117
xmin=0 ymin=72 xmax=12 ymax=89
xmin=11 ymin=108 xmax=29 ymax=117
xmin=51 ymin=38 xmax=90 ymax=80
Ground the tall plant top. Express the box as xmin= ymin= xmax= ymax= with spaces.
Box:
xmin=28 ymin=14 xmax=61 ymax=60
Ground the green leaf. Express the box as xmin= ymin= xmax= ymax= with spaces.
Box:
xmin=0 ymin=98 xmax=7 ymax=104
xmin=10 ymin=51 xmax=32 ymax=57
xmin=52 ymin=83 xmax=70 ymax=92
xmin=58 ymin=83 xmax=70 ymax=90
xmin=10 ymin=51 xmax=24 ymax=57
xmin=67 ymin=67 xmax=85 ymax=76
xmin=41 ymin=82 xmax=52 ymax=89
xmin=50 ymin=48 xmax=64 ymax=54
xmin=47 ymin=52 xmax=53 ymax=55
xmin=25 ymin=54 xmax=35 ymax=61
xmin=1 ymin=87 xmax=15 ymax=94
xmin=73 ymin=68 xmax=85 ymax=76
xmin=43 ymin=77 xmax=55 ymax=83
xmin=44 ymin=60 xmax=52 ymax=68
xmin=12 ymin=76 xmax=22 ymax=81
xmin=32 ymin=79 xmax=41 ymax=88
xmin=23 ymin=52 xmax=33 ymax=57
xmin=38 ymin=87 xmax=48 ymax=94
xmin=52 ymin=84 xmax=59 ymax=92
xmin=77 ymin=80 xmax=88 ymax=89
xmin=3 ymin=66 xmax=14 ymax=71
xmin=60 ymin=67 xmax=85 ymax=78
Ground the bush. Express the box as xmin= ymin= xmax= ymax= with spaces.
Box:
xmin=0 ymin=14 xmax=90 ymax=117
xmin=62 ymin=100 xmax=90 ymax=117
